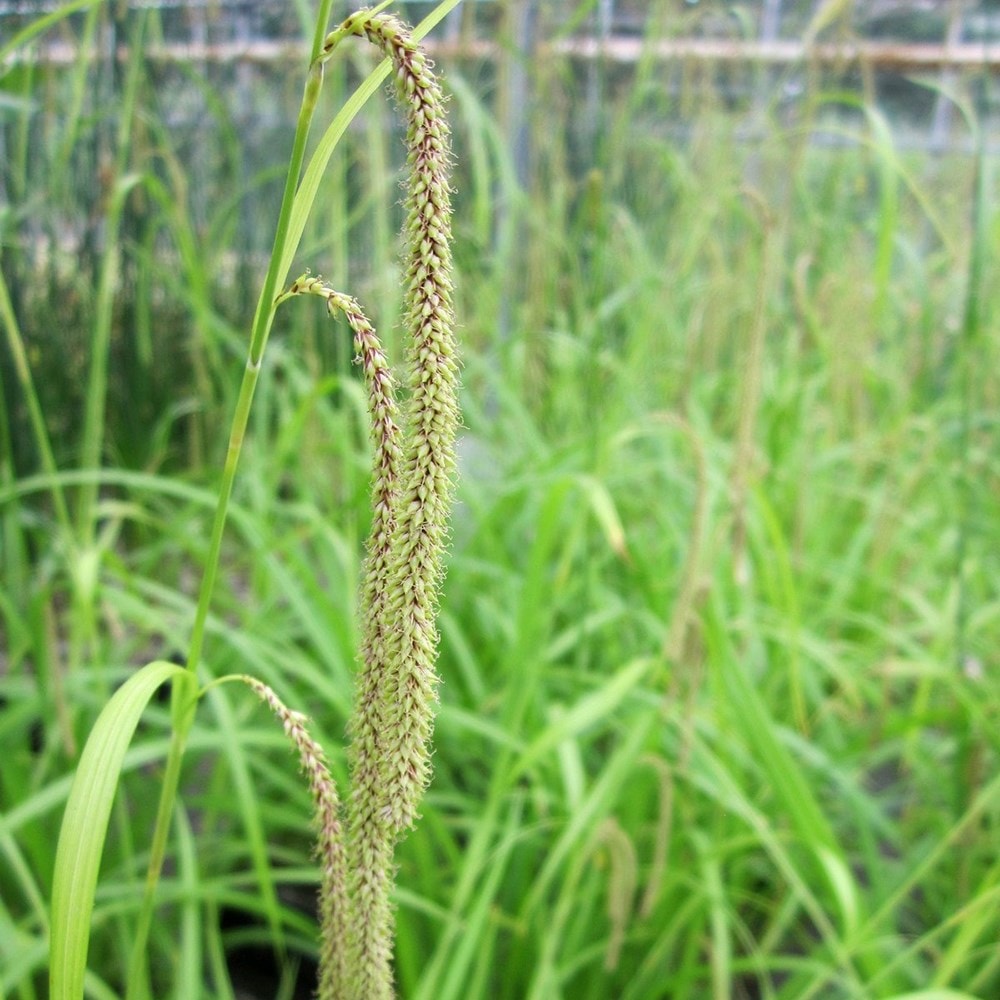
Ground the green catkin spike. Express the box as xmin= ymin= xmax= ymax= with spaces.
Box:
xmin=280 ymin=9 xmax=458 ymax=997
xmin=597 ymin=819 xmax=639 ymax=972
xmin=279 ymin=273 xmax=402 ymax=998
xmin=328 ymin=11 xmax=457 ymax=999
xmin=338 ymin=7 xmax=458 ymax=840
xmin=239 ymin=676 xmax=350 ymax=999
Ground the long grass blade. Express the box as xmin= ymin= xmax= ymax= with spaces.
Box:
xmin=49 ymin=660 xmax=190 ymax=1000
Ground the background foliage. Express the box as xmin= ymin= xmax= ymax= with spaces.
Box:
xmin=2 ymin=1 xmax=1000 ymax=998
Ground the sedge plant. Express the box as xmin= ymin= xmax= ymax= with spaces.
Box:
xmin=48 ymin=5 xmax=460 ymax=998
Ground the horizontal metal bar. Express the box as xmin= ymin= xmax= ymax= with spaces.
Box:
xmin=5 ymin=35 xmax=1000 ymax=71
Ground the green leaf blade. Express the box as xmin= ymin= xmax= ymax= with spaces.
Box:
xmin=49 ymin=660 xmax=189 ymax=1000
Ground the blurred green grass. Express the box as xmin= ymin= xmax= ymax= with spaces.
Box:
xmin=3 ymin=2 xmax=1000 ymax=998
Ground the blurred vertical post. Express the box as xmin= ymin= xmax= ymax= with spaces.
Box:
xmin=744 ymin=0 xmax=783 ymax=192
xmin=761 ymin=0 xmax=783 ymax=41
xmin=929 ymin=0 xmax=968 ymax=154
xmin=235 ymin=0 xmax=255 ymax=304
xmin=497 ymin=0 xmax=537 ymax=349
xmin=584 ymin=0 xmax=613 ymax=153
xmin=754 ymin=0 xmax=783 ymax=116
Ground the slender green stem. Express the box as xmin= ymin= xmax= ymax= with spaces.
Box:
xmin=78 ymin=10 xmax=148 ymax=546
xmin=72 ymin=13 xmax=151 ymax=686
xmin=183 ymin=359 xmax=261 ymax=677
xmin=310 ymin=0 xmax=338 ymax=61
xmin=0 ymin=266 xmax=73 ymax=539
xmin=185 ymin=49 xmax=327 ymax=682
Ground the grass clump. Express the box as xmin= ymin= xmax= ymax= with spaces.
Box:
xmin=1 ymin=2 xmax=1000 ymax=999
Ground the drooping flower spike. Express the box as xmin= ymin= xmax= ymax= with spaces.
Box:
xmin=278 ymin=9 xmax=458 ymax=997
